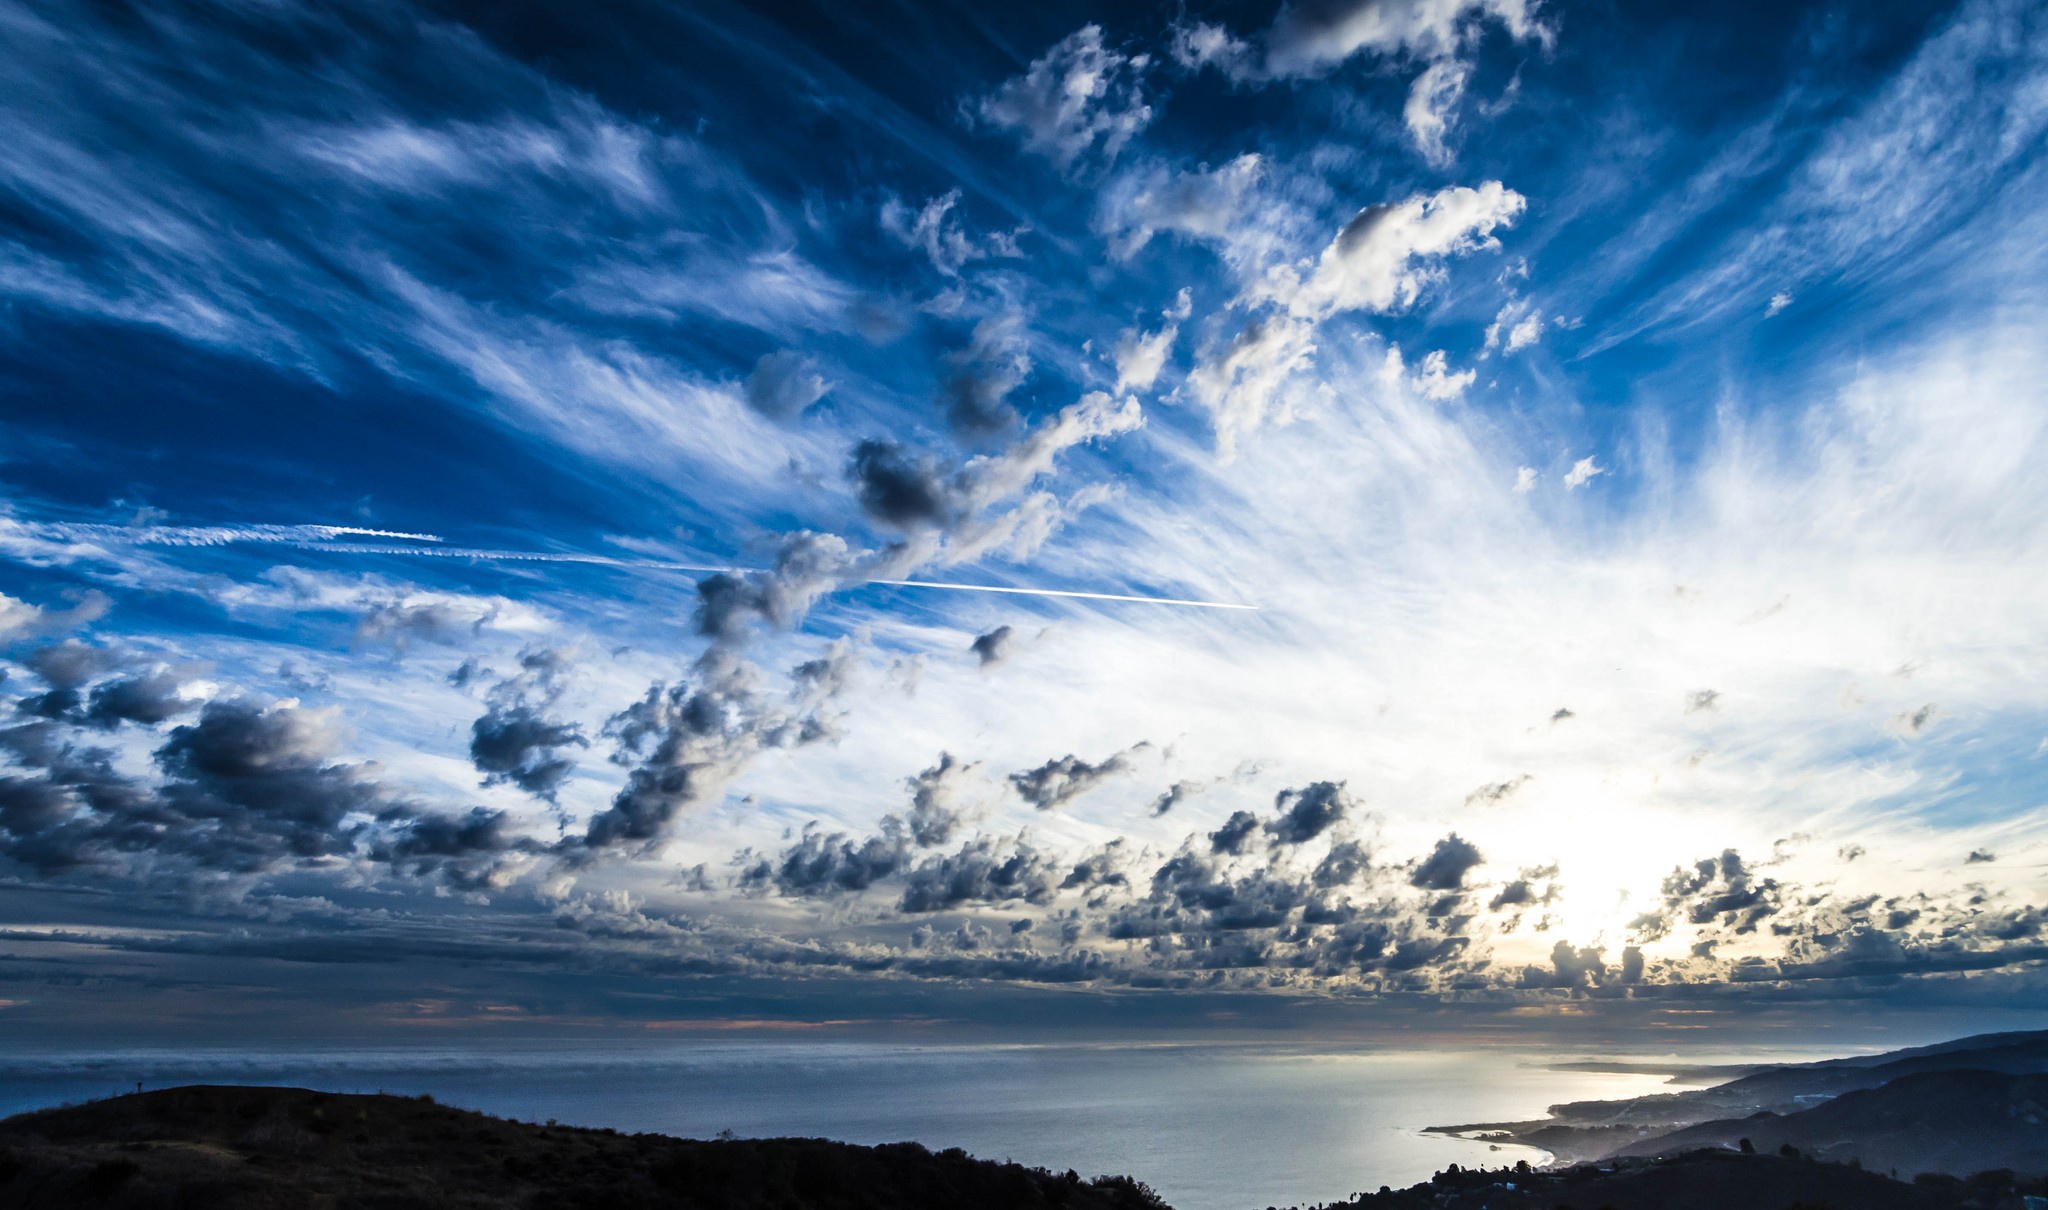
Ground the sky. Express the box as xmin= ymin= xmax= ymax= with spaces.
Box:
xmin=0 ymin=0 xmax=2045 ymax=1049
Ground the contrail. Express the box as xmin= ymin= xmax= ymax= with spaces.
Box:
xmin=44 ymin=524 xmax=1258 ymax=611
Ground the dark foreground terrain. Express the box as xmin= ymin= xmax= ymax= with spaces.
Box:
xmin=1297 ymin=1151 xmax=2048 ymax=1209
xmin=0 ymin=1085 xmax=1170 ymax=1209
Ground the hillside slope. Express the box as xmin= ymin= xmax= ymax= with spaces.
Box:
xmin=0 ymin=1085 xmax=1171 ymax=1210
xmin=1611 ymin=1069 xmax=2048 ymax=1177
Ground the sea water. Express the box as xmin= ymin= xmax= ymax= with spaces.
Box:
xmin=0 ymin=1043 xmax=1675 ymax=1209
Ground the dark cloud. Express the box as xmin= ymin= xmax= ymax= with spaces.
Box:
xmin=1266 ymin=781 xmax=1347 ymax=845
xmin=1685 ymin=688 xmax=1720 ymax=713
xmin=898 ymin=836 xmax=1066 ymax=912
xmin=1897 ymin=703 xmax=1939 ymax=733
xmin=1464 ymin=774 xmax=1529 ymax=807
xmin=742 ymin=349 xmax=828 ymax=423
xmin=468 ymin=648 xmax=587 ymax=801
xmin=85 ymin=668 xmax=196 ymax=729
xmin=1208 ymin=809 xmax=1259 ymax=855
xmin=847 ymin=440 xmax=954 ymax=529
xmin=969 ymin=625 xmax=1014 ymax=667
xmin=1551 ymin=707 xmax=1574 ymax=722
xmin=939 ymin=315 xmax=1028 ymax=439
xmin=21 ymin=640 xmax=121 ymax=690
xmin=0 ymin=696 xmax=522 ymax=885
xmin=582 ymin=650 xmax=845 ymax=852
xmin=693 ymin=532 xmax=858 ymax=643
xmin=740 ymin=825 xmax=907 ymax=897
xmin=1150 ymin=778 xmax=1207 ymax=816
xmin=904 ymin=752 xmax=977 ymax=847
xmin=1410 ymin=833 xmax=1483 ymax=890
xmin=1008 ymin=745 xmax=1144 ymax=811
xmin=1630 ymin=849 xmax=1781 ymax=941
xmin=1967 ymin=848 xmax=1997 ymax=864
xmin=1313 ymin=839 xmax=1370 ymax=887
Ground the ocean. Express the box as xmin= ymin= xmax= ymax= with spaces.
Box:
xmin=0 ymin=1042 xmax=1676 ymax=1209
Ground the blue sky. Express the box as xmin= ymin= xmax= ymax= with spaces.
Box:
xmin=1 ymin=0 xmax=2045 ymax=1045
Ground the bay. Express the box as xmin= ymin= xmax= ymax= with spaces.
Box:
xmin=0 ymin=1043 xmax=1677 ymax=1209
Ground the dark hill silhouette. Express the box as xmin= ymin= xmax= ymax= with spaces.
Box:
xmin=1609 ymin=1069 xmax=2048 ymax=1177
xmin=1292 ymin=1149 xmax=2047 ymax=1209
xmin=0 ymin=1085 xmax=1170 ymax=1210
xmin=1428 ymin=1029 xmax=2048 ymax=1164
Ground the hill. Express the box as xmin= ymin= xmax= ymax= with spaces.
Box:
xmin=1609 ymin=1069 xmax=2048 ymax=1177
xmin=0 ymin=1085 xmax=1171 ymax=1210
xmin=1428 ymin=1029 xmax=2048 ymax=1164
xmin=1293 ymin=1150 xmax=2048 ymax=1210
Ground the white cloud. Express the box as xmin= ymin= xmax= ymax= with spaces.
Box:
xmin=1097 ymin=153 xmax=1276 ymax=263
xmin=1513 ymin=465 xmax=1539 ymax=493
xmin=1187 ymin=181 xmax=1525 ymax=456
xmin=1185 ymin=0 xmax=1552 ymax=81
xmin=880 ymin=190 xmax=1026 ymax=276
xmin=1484 ymin=297 xmax=1544 ymax=355
xmin=976 ymin=25 xmax=1153 ymax=169
xmin=1767 ymin=291 xmax=1794 ymax=316
xmin=1562 ymin=455 xmax=1604 ymax=489
xmin=1395 ymin=346 xmax=1476 ymax=400
xmin=1112 ymin=321 xmax=1178 ymax=393
xmin=1404 ymin=59 xmax=1472 ymax=166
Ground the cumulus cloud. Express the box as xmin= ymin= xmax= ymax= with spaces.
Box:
xmin=1267 ymin=781 xmax=1350 ymax=845
xmin=1562 ymin=455 xmax=1604 ymax=489
xmin=1008 ymin=744 xmax=1146 ymax=810
xmin=939 ymin=312 xmax=1033 ymax=439
xmin=1209 ymin=809 xmax=1260 ymax=855
xmin=904 ymin=752 xmax=978 ymax=847
xmin=969 ymin=625 xmax=1015 ymax=667
xmin=1113 ymin=320 xmax=1178 ymax=393
xmin=1411 ymin=832 xmax=1483 ymax=890
xmin=742 ymin=350 xmax=829 ymax=423
xmin=975 ymin=25 xmax=1153 ymax=169
xmin=1175 ymin=0 xmax=1550 ymax=81
xmin=844 ymin=389 xmax=1142 ymax=562
xmin=582 ymin=648 xmax=849 ymax=852
xmin=466 ymin=647 xmax=587 ymax=801
xmin=1485 ymin=298 xmax=1544 ymax=354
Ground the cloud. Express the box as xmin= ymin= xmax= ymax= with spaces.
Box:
xmin=1176 ymin=0 xmax=1551 ymax=81
xmin=1267 ymin=781 xmax=1349 ymax=845
xmin=1513 ymin=466 xmax=1538 ymax=493
xmin=939 ymin=312 xmax=1032 ymax=439
xmin=1097 ymin=154 xmax=1274 ymax=263
xmin=1485 ymin=298 xmax=1544 ymax=354
xmin=1404 ymin=59 xmax=1471 ymax=166
xmin=1208 ymin=809 xmax=1260 ymax=855
xmin=1112 ymin=320 xmax=1178 ymax=394
xmin=1767 ymin=291 xmax=1794 ymax=316
xmin=1008 ymin=745 xmax=1145 ymax=811
xmin=1150 ymin=778 xmax=1209 ymax=816
xmin=1562 ymin=455 xmax=1604 ymax=489
xmin=742 ymin=350 xmax=829 ymax=423
xmin=969 ymin=625 xmax=1015 ymax=667
xmin=880 ymin=190 xmax=1026 ymax=276
xmin=1411 ymin=833 xmax=1483 ymax=890
xmin=466 ymin=648 xmax=588 ymax=801
xmin=1189 ymin=182 xmax=1524 ymax=455
xmin=582 ymin=649 xmax=848 ymax=852
xmin=974 ymin=25 xmax=1152 ymax=169
xmin=903 ymin=752 xmax=978 ymax=847
xmin=1464 ymin=774 xmax=1530 ymax=807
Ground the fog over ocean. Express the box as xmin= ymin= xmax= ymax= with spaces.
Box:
xmin=0 ymin=1043 xmax=1695 ymax=1209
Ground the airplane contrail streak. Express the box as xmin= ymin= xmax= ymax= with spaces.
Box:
xmin=44 ymin=525 xmax=1258 ymax=611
